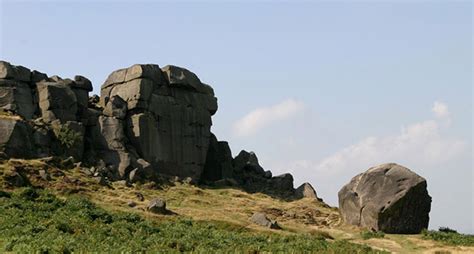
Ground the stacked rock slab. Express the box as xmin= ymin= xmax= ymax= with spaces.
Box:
xmin=0 ymin=61 xmax=92 ymax=161
xmin=0 ymin=61 xmax=36 ymax=120
xmin=338 ymin=163 xmax=431 ymax=233
xmin=100 ymin=64 xmax=217 ymax=181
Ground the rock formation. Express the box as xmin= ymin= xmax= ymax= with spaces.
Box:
xmin=338 ymin=163 xmax=431 ymax=233
xmin=0 ymin=60 xmax=315 ymax=201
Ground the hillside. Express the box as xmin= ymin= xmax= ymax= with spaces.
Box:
xmin=1 ymin=158 xmax=473 ymax=253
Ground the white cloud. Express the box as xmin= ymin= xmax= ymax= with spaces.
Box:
xmin=314 ymin=119 xmax=466 ymax=175
xmin=232 ymin=98 xmax=304 ymax=137
xmin=432 ymin=101 xmax=450 ymax=119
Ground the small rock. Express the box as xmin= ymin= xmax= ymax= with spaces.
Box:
xmin=61 ymin=156 xmax=75 ymax=168
xmin=4 ymin=171 xmax=29 ymax=187
xmin=39 ymin=169 xmax=51 ymax=181
xmin=182 ymin=177 xmax=195 ymax=185
xmin=127 ymin=201 xmax=137 ymax=207
xmin=135 ymin=192 xmax=145 ymax=201
xmin=148 ymin=198 xmax=167 ymax=214
xmin=93 ymin=176 xmax=108 ymax=186
xmin=80 ymin=167 xmax=93 ymax=176
xmin=250 ymin=212 xmax=281 ymax=229
xmin=39 ymin=156 xmax=55 ymax=163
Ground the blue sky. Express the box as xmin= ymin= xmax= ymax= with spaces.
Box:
xmin=1 ymin=1 xmax=472 ymax=233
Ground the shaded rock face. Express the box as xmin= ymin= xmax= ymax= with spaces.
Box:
xmin=338 ymin=163 xmax=431 ymax=234
xmin=0 ymin=118 xmax=33 ymax=158
xmin=201 ymin=133 xmax=233 ymax=182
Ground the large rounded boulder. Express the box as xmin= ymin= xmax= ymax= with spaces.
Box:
xmin=338 ymin=163 xmax=431 ymax=234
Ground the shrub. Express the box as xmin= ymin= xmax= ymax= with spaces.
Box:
xmin=439 ymin=227 xmax=457 ymax=233
xmin=422 ymin=228 xmax=474 ymax=246
xmin=361 ymin=230 xmax=385 ymax=240
xmin=56 ymin=125 xmax=82 ymax=149
xmin=0 ymin=190 xmax=11 ymax=198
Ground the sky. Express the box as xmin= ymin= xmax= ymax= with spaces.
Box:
xmin=1 ymin=0 xmax=472 ymax=233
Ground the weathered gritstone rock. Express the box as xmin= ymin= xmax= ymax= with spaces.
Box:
xmin=0 ymin=61 xmax=31 ymax=82
xmin=0 ymin=118 xmax=34 ymax=158
xmin=0 ymin=79 xmax=35 ymax=119
xmin=37 ymin=81 xmax=78 ymax=122
xmin=103 ymin=95 xmax=127 ymax=119
xmin=100 ymin=64 xmax=217 ymax=181
xmin=295 ymin=182 xmax=319 ymax=200
xmin=233 ymin=150 xmax=265 ymax=175
xmin=338 ymin=163 xmax=431 ymax=234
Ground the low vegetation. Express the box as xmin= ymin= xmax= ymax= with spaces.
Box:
xmin=360 ymin=230 xmax=385 ymax=240
xmin=0 ymin=187 xmax=384 ymax=253
xmin=422 ymin=228 xmax=474 ymax=246
xmin=55 ymin=125 xmax=83 ymax=149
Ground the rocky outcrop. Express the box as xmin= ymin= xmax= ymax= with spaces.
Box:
xmin=338 ymin=163 xmax=431 ymax=234
xmin=0 ymin=60 xmax=315 ymax=202
xmin=202 ymin=144 xmax=305 ymax=199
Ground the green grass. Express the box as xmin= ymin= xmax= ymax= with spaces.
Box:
xmin=0 ymin=187 xmax=386 ymax=253
xmin=360 ymin=230 xmax=385 ymax=240
xmin=422 ymin=228 xmax=474 ymax=246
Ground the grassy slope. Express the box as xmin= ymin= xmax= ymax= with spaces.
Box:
xmin=0 ymin=188 xmax=383 ymax=253
xmin=0 ymin=159 xmax=473 ymax=253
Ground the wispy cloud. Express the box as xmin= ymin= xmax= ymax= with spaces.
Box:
xmin=232 ymin=98 xmax=305 ymax=137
